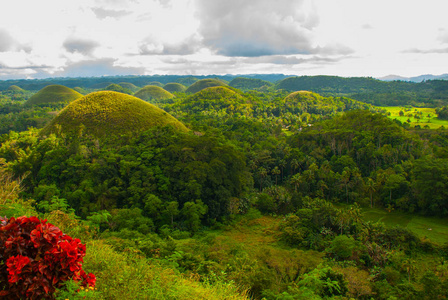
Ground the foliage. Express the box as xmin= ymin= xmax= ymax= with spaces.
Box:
xmin=185 ymin=79 xmax=228 ymax=94
xmin=229 ymin=77 xmax=273 ymax=90
xmin=118 ymin=82 xmax=140 ymax=92
xmin=103 ymin=83 xmax=133 ymax=95
xmin=0 ymin=216 xmax=95 ymax=299
xmin=436 ymin=105 xmax=448 ymax=120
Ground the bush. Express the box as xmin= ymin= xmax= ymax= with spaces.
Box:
xmin=327 ymin=235 xmax=356 ymax=260
xmin=0 ymin=216 xmax=95 ymax=299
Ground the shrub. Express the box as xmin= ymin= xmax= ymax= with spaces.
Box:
xmin=327 ymin=235 xmax=356 ymax=260
xmin=0 ymin=216 xmax=95 ymax=299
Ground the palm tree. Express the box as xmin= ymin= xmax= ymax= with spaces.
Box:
xmin=258 ymin=167 xmax=268 ymax=192
xmin=291 ymin=158 xmax=299 ymax=175
xmin=339 ymin=169 xmax=351 ymax=203
xmin=272 ymin=166 xmax=280 ymax=185
xmin=290 ymin=174 xmax=302 ymax=192
xmin=365 ymin=178 xmax=376 ymax=208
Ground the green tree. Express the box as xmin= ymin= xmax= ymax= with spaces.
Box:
xmin=181 ymin=200 xmax=207 ymax=232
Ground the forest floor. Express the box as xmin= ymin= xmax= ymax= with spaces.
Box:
xmin=363 ymin=207 xmax=448 ymax=245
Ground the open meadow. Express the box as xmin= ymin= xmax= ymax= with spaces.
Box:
xmin=381 ymin=106 xmax=448 ymax=129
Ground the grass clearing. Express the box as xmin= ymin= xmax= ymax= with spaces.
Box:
xmin=362 ymin=207 xmax=448 ymax=245
xmin=223 ymin=215 xmax=281 ymax=249
xmin=379 ymin=106 xmax=448 ymax=129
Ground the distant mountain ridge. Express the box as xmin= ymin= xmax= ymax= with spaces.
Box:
xmin=378 ymin=74 xmax=448 ymax=82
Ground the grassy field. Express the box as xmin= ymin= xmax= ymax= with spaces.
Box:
xmin=363 ymin=207 xmax=448 ymax=245
xmin=380 ymin=106 xmax=448 ymax=129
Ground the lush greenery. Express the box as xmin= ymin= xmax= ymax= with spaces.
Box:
xmin=275 ymin=75 xmax=448 ymax=107
xmin=1 ymin=75 xmax=448 ymax=299
xmin=185 ymin=79 xmax=228 ymax=94
xmin=229 ymin=77 xmax=273 ymax=91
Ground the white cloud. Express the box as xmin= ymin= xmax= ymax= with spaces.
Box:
xmin=195 ymin=0 xmax=320 ymax=57
xmin=63 ymin=38 xmax=100 ymax=56
xmin=0 ymin=0 xmax=446 ymax=78
xmin=91 ymin=7 xmax=132 ymax=20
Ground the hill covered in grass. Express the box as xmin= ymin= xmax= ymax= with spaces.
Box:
xmin=229 ymin=77 xmax=273 ymax=90
xmin=164 ymin=82 xmax=187 ymax=93
xmin=25 ymin=85 xmax=83 ymax=106
xmin=6 ymin=85 xmax=26 ymax=93
xmin=185 ymin=79 xmax=228 ymax=94
xmin=103 ymin=83 xmax=133 ymax=95
xmin=41 ymin=91 xmax=188 ymax=138
xmin=134 ymin=85 xmax=175 ymax=102
xmin=167 ymin=86 xmax=252 ymax=117
xmin=282 ymin=90 xmax=371 ymax=115
xmin=118 ymin=82 xmax=140 ymax=92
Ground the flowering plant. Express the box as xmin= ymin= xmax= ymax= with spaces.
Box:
xmin=0 ymin=216 xmax=95 ymax=299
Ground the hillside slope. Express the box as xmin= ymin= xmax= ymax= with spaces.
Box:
xmin=41 ymin=91 xmax=188 ymax=137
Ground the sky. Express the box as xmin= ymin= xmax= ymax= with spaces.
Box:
xmin=0 ymin=0 xmax=447 ymax=80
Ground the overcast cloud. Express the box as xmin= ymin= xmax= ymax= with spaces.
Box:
xmin=0 ymin=0 xmax=446 ymax=79
xmin=63 ymin=38 xmax=100 ymax=56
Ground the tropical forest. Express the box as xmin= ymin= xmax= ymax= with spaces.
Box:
xmin=2 ymin=74 xmax=448 ymax=299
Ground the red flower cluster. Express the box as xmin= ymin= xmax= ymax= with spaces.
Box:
xmin=0 ymin=216 xmax=95 ymax=299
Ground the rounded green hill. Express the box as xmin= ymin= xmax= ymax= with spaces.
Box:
xmin=185 ymin=79 xmax=227 ymax=94
xmin=73 ymin=87 xmax=88 ymax=95
xmin=229 ymin=77 xmax=273 ymax=90
xmin=25 ymin=85 xmax=83 ymax=106
xmin=118 ymin=82 xmax=140 ymax=92
xmin=148 ymin=81 xmax=163 ymax=87
xmin=172 ymin=86 xmax=252 ymax=116
xmin=6 ymin=85 xmax=26 ymax=93
xmin=134 ymin=85 xmax=175 ymax=102
xmin=103 ymin=83 xmax=133 ymax=95
xmin=41 ymin=91 xmax=188 ymax=138
xmin=284 ymin=90 xmax=323 ymax=102
xmin=164 ymin=83 xmax=186 ymax=93
xmin=283 ymin=90 xmax=370 ymax=116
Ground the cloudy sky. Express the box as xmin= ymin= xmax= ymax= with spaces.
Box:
xmin=0 ymin=0 xmax=447 ymax=79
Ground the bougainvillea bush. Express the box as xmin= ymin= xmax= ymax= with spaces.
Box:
xmin=0 ymin=216 xmax=95 ymax=299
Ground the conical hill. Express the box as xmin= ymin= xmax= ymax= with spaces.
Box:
xmin=185 ymin=79 xmax=227 ymax=94
xmin=134 ymin=85 xmax=175 ymax=102
xmin=41 ymin=91 xmax=188 ymax=138
xmin=26 ymin=85 xmax=83 ymax=106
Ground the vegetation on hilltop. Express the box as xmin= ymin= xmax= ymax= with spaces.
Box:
xmin=134 ymin=85 xmax=175 ymax=103
xmin=229 ymin=77 xmax=273 ymax=90
xmin=3 ymin=85 xmax=32 ymax=101
xmin=147 ymin=81 xmax=164 ymax=87
xmin=89 ymin=82 xmax=114 ymax=90
xmin=73 ymin=86 xmax=89 ymax=95
xmin=185 ymin=79 xmax=228 ymax=94
xmin=41 ymin=91 xmax=187 ymax=138
xmin=164 ymin=82 xmax=187 ymax=93
xmin=280 ymin=90 xmax=371 ymax=116
xmin=276 ymin=76 xmax=448 ymax=107
xmin=167 ymin=86 xmax=251 ymax=117
xmin=103 ymin=83 xmax=133 ymax=95
xmin=6 ymin=85 xmax=26 ymax=93
xmin=118 ymin=82 xmax=140 ymax=92
xmin=25 ymin=85 xmax=83 ymax=106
